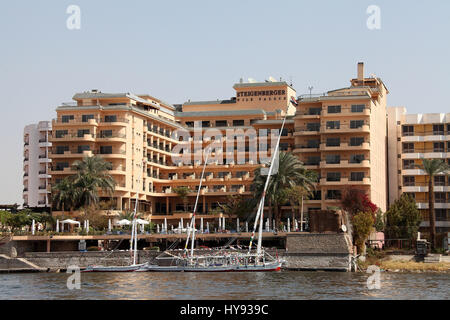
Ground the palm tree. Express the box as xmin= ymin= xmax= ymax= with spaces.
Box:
xmin=52 ymin=177 xmax=77 ymax=214
xmin=219 ymin=195 xmax=257 ymax=220
xmin=173 ymin=186 xmax=192 ymax=212
xmin=252 ymin=152 xmax=318 ymax=228
xmin=421 ymin=158 xmax=450 ymax=249
xmin=72 ymin=156 xmax=116 ymax=216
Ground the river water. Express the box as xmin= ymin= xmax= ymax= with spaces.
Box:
xmin=0 ymin=272 xmax=448 ymax=300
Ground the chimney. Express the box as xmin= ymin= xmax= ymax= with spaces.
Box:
xmin=357 ymin=62 xmax=364 ymax=81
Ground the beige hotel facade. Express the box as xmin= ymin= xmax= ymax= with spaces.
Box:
xmin=22 ymin=62 xmax=449 ymax=232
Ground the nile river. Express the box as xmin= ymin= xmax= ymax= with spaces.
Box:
xmin=0 ymin=272 xmax=449 ymax=300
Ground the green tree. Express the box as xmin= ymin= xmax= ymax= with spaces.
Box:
xmin=173 ymin=186 xmax=192 ymax=212
xmin=0 ymin=210 xmax=12 ymax=232
xmin=421 ymin=158 xmax=450 ymax=249
xmin=252 ymin=152 xmax=317 ymax=228
xmin=385 ymin=194 xmax=422 ymax=241
xmin=220 ymin=195 xmax=257 ymax=220
xmin=352 ymin=211 xmax=374 ymax=254
xmin=52 ymin=177 xmax=77 ymax=213
xmin=72 ymin=156 xmax=116 ymax=216
xmin=374 ymin=209 xmax=385 ymax=232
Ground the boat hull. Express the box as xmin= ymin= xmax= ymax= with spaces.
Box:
xmin=137 ymin=261 xmax=282 ymax=272
xmin=82 ymin=264 xmax=146 ymax=272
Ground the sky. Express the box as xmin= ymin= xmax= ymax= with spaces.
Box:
xmin=0 ymin=0 xmax=449 ymax=204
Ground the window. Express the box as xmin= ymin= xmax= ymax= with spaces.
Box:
xmin=351 ymin=104 xmax=365 ymax=112
xmin=436 ymin=209 xmax=448 ymax=221
xmin=61 ymin=115 xmax=74 ymax=123
xmin=216 ymin=120 xmax=228 ymax=127
xmin=55 ymin=130 xmax=68 ymax=138
xmin=280 ymin=143 xmax=289 ymax=151
xmin=350 ymin=137 xmax=364 ymax=146
xmin=326 ymin=155 xmax=340 ymax=164
xmin=326 ymin=121 xmax=340 ymax=129
xmin=350 ymin=120 xmax=364 ymax=129
xmin=104 ymin=115 xmax=117 ymax=122
xmin=311 ymin=191 xmax=321 ymax=200
xmin=202 ymin=121 xmax=210 ymax=128
xmin=281 ymin=129 xmax=289 ymax=136
xmin=306 ymin=156 xmax=320 ymax=166
xmin=402 ymin=125 xmax=414 ymax=136
xmin=185 ymin=122 xmax=194 ymax=128
xmin=435 ymin=192 xmax=446 ymax=203
xmin=307 ymin=140 xmax=320 ymax=148
xmin=327 ymin=172 xmax=341 ymax=181
xmin=434 ymin=142 xmax=444 ymax=152
xmin=403 ymin=159 xmax=415 ymax=169
xmin=100 ymin=130 xmax=113 ymax=138
xmin=77 ymin=129 xmax=90 ymax=137
xmin=55 ymin=162 xmax=69 ymax=171
xmin=100 ymin=146 xmax=113 ymax=154
xmin=447 ymin=124 xmax=450 ymax=133
xmin=327 ymin=105 xmax=341 ymax=113
xmin=55 ymin=146 xmax=69 ymax=154
xmin=308 ymin=108 xmax=321 ymax=115
xmin=306 ymin=122 xmax=320 ymax=131
xmin=350 ymin=172 xmax=365 ymax=181
xmin=326 ymin=138 xmax=340 ymax=147
xmin=402 ymin=143 xmax=414 ymax=153
xmin=77 ymin=145 xmax=90 ymax=153
xmin=326 ymin=190 xmax=342 ymax=200
xmin=350 ymin=154 xmax=365 ymax=164
xmin=403 ymin=176 xmax=415 ymax=187
xmin=233 ymin=120 xmax=245 ymax=126
xmin=82 ymin=114 xmax=94 ymax=122
xmin=250 ymin=119 xmax=258 ymax=125
xmin=433 ymin=124 xmax=444 ymax=135
xmin=434 ymin=176 xmax=445 ymax=186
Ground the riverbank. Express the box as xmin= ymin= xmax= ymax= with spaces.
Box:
xmin=359 ymin=253 xmax=450 ymax=273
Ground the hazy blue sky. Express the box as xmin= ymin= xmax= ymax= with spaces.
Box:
xmin=1 ymin=1 xmax=449 ymax=204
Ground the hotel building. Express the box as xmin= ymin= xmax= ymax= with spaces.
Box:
xmin=23 ymin=121 xmax=52 ymax=208
xmin=293 ymin=63 xmax=388 ymax=213
xmin=387 ymin=107 xmax=450 ymax=232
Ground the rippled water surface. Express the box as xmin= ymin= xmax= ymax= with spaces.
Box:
xmin=0 ymin=272 xmax=449 ymax=300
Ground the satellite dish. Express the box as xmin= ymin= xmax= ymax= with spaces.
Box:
xmin=268 ymin=76 xmax=277 ymax=82
xmin=341 ymin=225 xmax=347 ymax=232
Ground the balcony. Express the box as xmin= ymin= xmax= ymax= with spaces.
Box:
xmin=294 ymin=126 xmax=321 ymax=136
xmin=321 ymin=124 xmax=370 ymax=134
xmin=97 ymin=133 xmax=127 ymax=142
xmin=322 ymin=107 xmax=370 ymax=117
xmin=293 ymin=144 xmax=320 ymax=153
xmin=53 ymin=117 xmax=99 ymax=127
xmin=51 ymin=133 xmax=96 ymax=142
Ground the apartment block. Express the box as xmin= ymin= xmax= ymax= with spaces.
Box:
xmin=23 ymin=121 xmax=52 ymax=208
xmin=293 ymin=63 xmax=388 ymax=213
xmin=387 ymin=107 xmax=450 ymax=232
xmin=46 ymin=63 xmax=393 ymax=226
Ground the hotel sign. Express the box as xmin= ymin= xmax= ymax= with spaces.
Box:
xmin=237 ymin=89 xmax=286 ymax=97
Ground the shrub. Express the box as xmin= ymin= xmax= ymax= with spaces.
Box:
xmin=352 ymin=211 xmax=374 ymax=254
